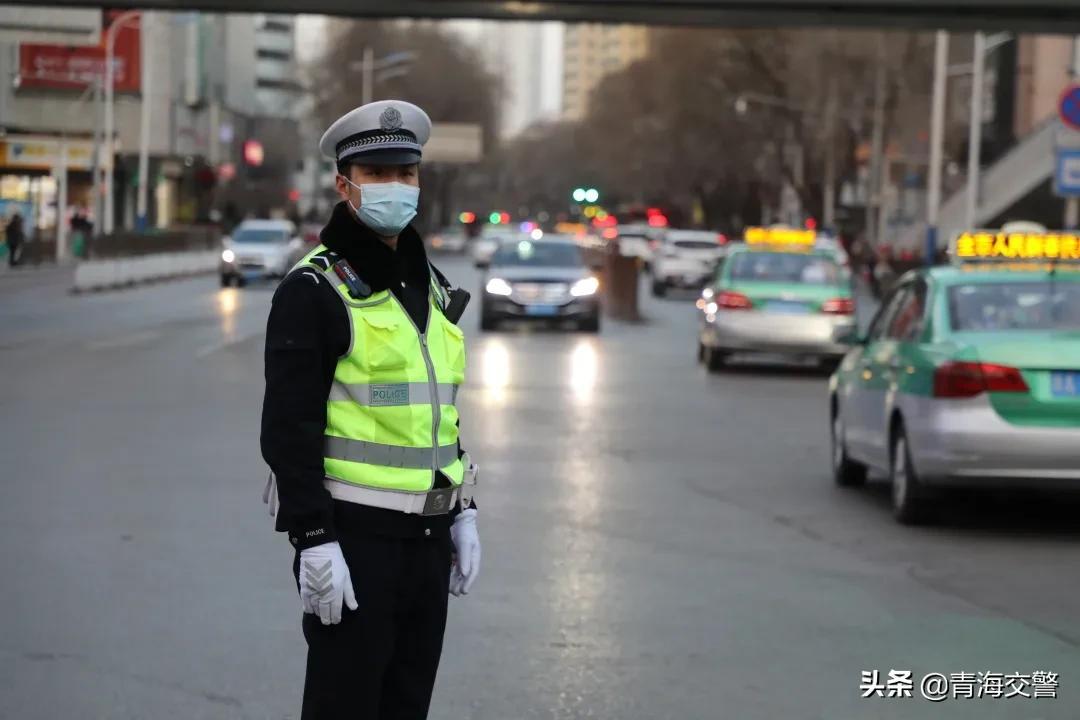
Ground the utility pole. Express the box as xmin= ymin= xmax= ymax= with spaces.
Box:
xmin=1066 ymin=35 xmax=1080 ymax=230
xmin=103 ymin=9 xmax=142 ymax=236
xmin=964 ymin=32 xmax=986 ymax=229
xmin=823 ymin=77 xmax=838 ymax=230
xmin=361 ymin=46 xmax=374 ymax=105
xmin=866 ymin=38 xmax=887 ymax=247
xmin=926 ymin=31 xmax=950 ymax=265
xmin=57 ymin=135 xmax=68 ymax=261
xmin=136 ymin=11 xmax=153 ymax=232
xmin=91 ymin=76 xmax=103 ymax=238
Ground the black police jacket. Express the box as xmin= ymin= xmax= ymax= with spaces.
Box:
xmin=261 ymin=202 xmax=468 ymax=550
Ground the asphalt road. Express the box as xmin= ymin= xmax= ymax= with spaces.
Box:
xmin=0 ymin=255 xmax=1077 ymax=720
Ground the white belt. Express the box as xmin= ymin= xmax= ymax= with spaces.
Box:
xmin=262 ymin=453 xmax=478 ymax=518
xmin=324 ymin=478 xmax=459 ymax=516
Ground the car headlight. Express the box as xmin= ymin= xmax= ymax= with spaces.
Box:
xmin=570 ymin=276 xmax=600 ymax=297
xmin=221 ymin=249 xmax=235 ymax=263
xmin=701 ymin=287 xmax=715 ymax=300
xmin=485 ymin=278 xmax=513 ymax=296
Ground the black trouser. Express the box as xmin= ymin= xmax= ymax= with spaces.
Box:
xmin=293 ymin=529 xmax=453 ymax=720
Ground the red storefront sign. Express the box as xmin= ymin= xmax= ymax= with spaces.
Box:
xmin=18 ymin=11 xmax=141 ymax=92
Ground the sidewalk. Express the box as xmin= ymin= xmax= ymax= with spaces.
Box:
xmin=0 ymin=261 xmax=76 ymax=293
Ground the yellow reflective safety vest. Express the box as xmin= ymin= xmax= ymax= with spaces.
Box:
xmin=292 ymin=245 xmax=465 ymax=492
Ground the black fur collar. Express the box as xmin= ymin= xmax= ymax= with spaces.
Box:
xmin=319 ymin=201 xmax=429 ymax=293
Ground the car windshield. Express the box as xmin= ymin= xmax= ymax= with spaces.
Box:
xmin=729 ymin=251 xmax=841 ymax=285
xmin=492 ymin=241 xmax=582 ymax=267
xmin=948 ymin=280 xmax=1080 ymax=331
xmin=233 ymin=229 xmax=289 ymax=244
xmin=673 ymin=240 xmax=717 ymax=250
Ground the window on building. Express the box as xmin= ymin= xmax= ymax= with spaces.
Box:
xmin=256 ymin=78 xmax=301 ymax=91
xmin=261 ymin=19 xmax=292 ymax=33
xmin=256 ymin=48 xmax=291 ymax=62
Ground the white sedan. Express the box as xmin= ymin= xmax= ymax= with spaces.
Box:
xmin=220 ymin=219 xmax=306 ymax=287
xmin=650 ymin=230 xmax=727 ymax=296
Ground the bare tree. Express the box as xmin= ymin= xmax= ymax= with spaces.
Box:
xmin=304 ymin=20 xmax=501 ymax=230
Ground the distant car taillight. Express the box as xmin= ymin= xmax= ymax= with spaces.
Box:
xmin=716 ymin=291 xmax=754 ymax=310
xmin=717 ymin=234 xmax=729 ymax=245
xmin=933 ymin=361 xmax=1029 ymax=398
xmin=821 ymin=297 xmax=854 ymax=315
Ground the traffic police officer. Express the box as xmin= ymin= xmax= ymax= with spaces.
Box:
xmin=261 ymin=100 xmax=480 ymax=720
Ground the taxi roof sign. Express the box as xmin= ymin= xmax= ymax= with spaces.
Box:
xmin=951 ymin=230 xmax=1080 ymax=261
xmin=744 ymin=227 xmax=816 ymax=246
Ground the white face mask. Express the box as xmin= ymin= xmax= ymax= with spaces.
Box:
xmin=342 ymin=177 xmax=420 ymax=236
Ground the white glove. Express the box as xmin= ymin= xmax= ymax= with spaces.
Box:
xmin=299 ymin=541 xmax=358 ymax=625
xmin=450 ymin=508 xmax=481 ymax=597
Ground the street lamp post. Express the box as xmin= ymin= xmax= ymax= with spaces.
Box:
xmin=103 ymin=9 xmax=141 ymax=236
xmin=734 ymin=92 xmax=836 ymax=230
xmin=351 ymin=50 xmax=415 ymax=106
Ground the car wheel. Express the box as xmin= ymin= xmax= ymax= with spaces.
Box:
xmin=697 ymin=342 xmax=705 ymax=363
xmin=704 ymin=345 xmax=728 ymax=373
xmin=235 ymin=275 xmax=247 ymax=288
xmin=831 ymin=410 xmax=867 ymax=487
xmin=651 ymin=280 xmax=667 ymax=297
xmin=220 ymin=274 xmax=232 ymax=288
xmin=890 ymin=423 xmax=931 ymax=525
xmin=480 ymin=313 xmax=498 ymax=332
xmin=578 ymin=313 xmax=601 ymax=333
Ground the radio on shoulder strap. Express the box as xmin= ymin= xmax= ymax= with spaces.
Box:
xmin=332 ymin=258 xmax=373 ymax=299
xmin=429 ymin=261 xmax=470 ymax=324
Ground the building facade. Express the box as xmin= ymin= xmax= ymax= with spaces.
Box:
xmin=562 ymin=24 xmax=649 ymax=121
xmin=459 ymin=20 xmax=563 ymax=139
xmin=0 ymin=9 xmax=302 ymax=238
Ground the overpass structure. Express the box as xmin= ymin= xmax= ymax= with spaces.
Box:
xmin=3 ymin=0 xmax=1080 ymax=32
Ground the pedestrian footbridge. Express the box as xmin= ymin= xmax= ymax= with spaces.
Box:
xmin=897 ymin=118 xmax=1062 ymax=249
xmin=1 ymin=0 xmax=1077 ymax=31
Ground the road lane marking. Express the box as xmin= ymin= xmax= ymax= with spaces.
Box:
xmin=85 ymin=330 xmax=161 ymax=350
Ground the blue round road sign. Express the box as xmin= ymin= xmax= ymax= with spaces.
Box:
xmin=1059 ymin=85 xmax=1080 ymax=131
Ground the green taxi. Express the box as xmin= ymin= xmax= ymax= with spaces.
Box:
xmin=829 ymin=233 xmax=1080 ymax=524
xmin=698 ymin=227 xmax=856 ymax=370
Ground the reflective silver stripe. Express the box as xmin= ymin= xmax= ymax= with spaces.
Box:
xmin=325 ymin=436 xmax=459 ymax=469
xmin=329 ymin=382 xmax=458 ymax=406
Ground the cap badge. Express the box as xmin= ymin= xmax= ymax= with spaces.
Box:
xmin=379 ymin=106 xmax=403 ymax=132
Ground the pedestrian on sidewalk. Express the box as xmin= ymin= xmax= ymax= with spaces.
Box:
xmin=6 ymin=213 xmax=24 ymax=268
xmin=261 ymin=100 xmax=481 ymax=720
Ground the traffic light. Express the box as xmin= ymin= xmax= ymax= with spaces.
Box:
xmin=571 ymin=187 xmax=599 ymax=203
xmin=459 ymin=211 xmax=476 ymax=224
xmin=489 ymin=212 xmax=501 ymax=224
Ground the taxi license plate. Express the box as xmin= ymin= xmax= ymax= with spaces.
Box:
xmin=1050 ymin=371 xmax=1080 ymax=397
xmin=525 ymin=304 xmax=558 ymax=317
xmin=764 ymin=301 xmax=809 ymax=315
